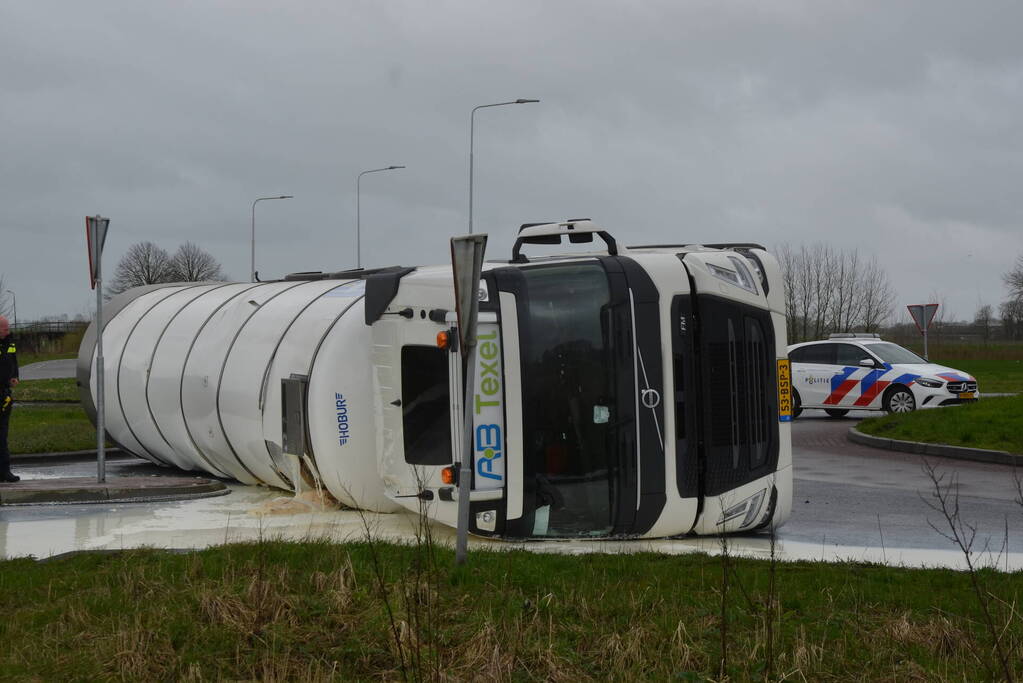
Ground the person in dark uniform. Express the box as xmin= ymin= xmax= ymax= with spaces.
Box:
xmin=0 ymin=315 xmax=19 ymax=482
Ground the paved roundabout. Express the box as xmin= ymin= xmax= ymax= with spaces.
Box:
xmin=1 ymin=407 xmax=1021 ymax=568
xmin=786 ymin=408 xmax=1023 ymax=565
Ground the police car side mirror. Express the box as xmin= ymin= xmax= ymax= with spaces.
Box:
xmin=859 ymin=358 xmax=876 ymax=368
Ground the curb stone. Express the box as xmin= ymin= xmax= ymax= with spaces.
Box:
xmin=0 ymin=476 xmax=230 ymax=506
xmin=847 ymin=427 xmax=1023 ymax=466
xmin=11 ymin=448 xmax=131 ymax=465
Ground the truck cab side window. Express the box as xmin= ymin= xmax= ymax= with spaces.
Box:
xmin=401 ymin=346 xmax=451 ymax=466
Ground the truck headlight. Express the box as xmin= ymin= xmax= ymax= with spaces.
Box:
xmin=707 ymin=260 xmax=759 ymax=295
xmin=915 ymin=377 xmax=943 ymax=388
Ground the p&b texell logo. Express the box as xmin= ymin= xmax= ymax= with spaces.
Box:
xmin=475 ymin=424 xmax=503 ymax=481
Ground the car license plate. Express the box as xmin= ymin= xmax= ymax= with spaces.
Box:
xmin=959 ymin=392 xmax=975 ymax=399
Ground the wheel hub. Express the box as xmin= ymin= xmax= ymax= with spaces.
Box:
xmin=890 ymin=392 xmax=915 ymax=413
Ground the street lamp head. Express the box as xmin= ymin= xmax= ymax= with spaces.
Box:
xmin=515 ymin=99 xmax=540 ymax=104
xmin=278 ymin=195 xmax=293 ymax=199
xmin=387 ymin=166 xmax=406 ymax=170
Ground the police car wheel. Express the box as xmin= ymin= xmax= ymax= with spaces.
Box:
xmin=824 ymin=408 xmax=849 ymax=418
xmin=792 ymin=390 xmax=802 ymax=419
xmin=884 ymin=387 xmax=916 ymax=414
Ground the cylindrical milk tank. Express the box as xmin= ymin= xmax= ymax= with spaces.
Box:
xmin=77 ymin=279 xmax=399 ymax=512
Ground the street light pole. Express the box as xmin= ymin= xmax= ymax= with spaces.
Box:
xmin=356 ymin=166 xmax=405 ymax=269
xmin=250 ymin=195 xmax=293 ymax=282
xmin=469 ymin=98 xmax=539 ymax=235
xmin=4 ymin=290 xmax=15 ymax=330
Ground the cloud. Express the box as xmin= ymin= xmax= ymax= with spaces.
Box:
xmin=1 ymin=0 xmax=1021 ymax=321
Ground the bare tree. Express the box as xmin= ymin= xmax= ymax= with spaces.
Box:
xmin=0 ymin=275 xmax=11 ymax=320
xmin=1002 ymin=255 xmax=1023 ymax=341
xmin=927 ymin=292 xmax=950 ymax=347
xmin=167 ymin=242 xmax=228 ymax=282
xmin=1001 ymin=298 xmax=1023 ymax=341
xmin=106 ymin=241 xmax=173 ymax=297
xmin=809 ymin=244 xmax=836 ymax=339
xmin=829 ymin=249 xmax=865 ymax=333
xmin=859 ymin=256 xmax=896 ymax=332
xmin=794 ymin=244 xmax=816 ymax=342
xmin=974 ymin=304 xmax=994 ymax=343
xmin=776 ymin=243 xmax=895 ymax=341
xmin=1004 ymin=253 xmax=1023 ymax=300
xmin=775 ymin=244 xmax=800 ymax=341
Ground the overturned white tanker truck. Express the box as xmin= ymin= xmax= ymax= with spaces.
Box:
xmin=78 ymin=220 xmax=793 ymax=539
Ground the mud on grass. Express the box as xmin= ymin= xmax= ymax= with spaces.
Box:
xmin=0 ymin=542 xmax=1020 ymax=680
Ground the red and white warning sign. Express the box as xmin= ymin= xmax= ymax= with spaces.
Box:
xmin=906 ymin=303 xmax=938 ymax=333
xmin=86 ymin=215 xmax=110 ymax=290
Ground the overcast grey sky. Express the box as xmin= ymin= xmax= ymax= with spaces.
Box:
xmin=2 ymin=1 xmax=1021 ymax=323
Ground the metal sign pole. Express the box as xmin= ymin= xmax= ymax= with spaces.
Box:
xmin=907 ymin=303 xmax=938 ymax=361
xmin=456 ymin=346 xmax=477 ymax=564
xmin=87 ymin=215 xmax=109 ymax=484
xmin=450 ymin=234 xmax=488 ymax=566
xmin=95 ymin=250 xmax=105 ymax=484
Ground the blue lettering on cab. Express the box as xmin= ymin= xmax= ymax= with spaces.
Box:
xmin=475 ymin=424 xmax=503 ymax=481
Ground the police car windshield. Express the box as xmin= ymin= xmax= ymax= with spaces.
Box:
xmin=864 ymin=342 xmax=927 ymax=364
xmin=519 ymin=261 xmax=616 ymax=538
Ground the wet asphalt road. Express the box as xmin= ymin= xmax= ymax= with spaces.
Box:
xmin=1 ymin=410 xmax=1022 ymax=564
xmin=788 ymin=408 xmax=1023 ymax=557
xmin=19 ymin=359 xmax=76 ymax=380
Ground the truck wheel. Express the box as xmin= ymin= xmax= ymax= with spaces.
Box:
xmin=884 ymin=386 xmax=916 ymax=414
xmin=824 ymin=408 xmax=849 ymax=418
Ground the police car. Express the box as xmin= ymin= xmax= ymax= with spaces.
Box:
xmin=787 ymin=334 xmax=978 ymax=417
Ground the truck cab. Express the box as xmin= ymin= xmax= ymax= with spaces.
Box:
xmin=365 ymin=220 xmax=793 ymax=539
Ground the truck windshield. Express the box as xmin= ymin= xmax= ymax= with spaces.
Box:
xmin=519 ymin=262 xmax=617 ymax=537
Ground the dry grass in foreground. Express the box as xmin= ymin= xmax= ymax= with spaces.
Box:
xmin=0 ymin=540 xmax=1020 ymax=680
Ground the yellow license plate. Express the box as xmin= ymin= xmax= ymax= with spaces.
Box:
xmin=777 ymin=359 xmax=792 ymax=421
xmin=959 ymin=392 xmax=975 ymax=399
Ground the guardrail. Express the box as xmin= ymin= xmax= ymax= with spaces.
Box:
xmin=10 ymin=321 xmax=88 ymax=354
xmin=12 ymin=321 xmax=88 ymax=335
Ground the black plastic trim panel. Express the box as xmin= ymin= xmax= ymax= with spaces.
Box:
xmin=488 ymin=266 xmax=529 ymax=538
xmin=284 ymin=265 xmax=412 ymax=281
xmin=605 ymin=256 xmax=666 ymax=536
xmin=512 ymin=231 xmax=618 ymax=263
xmin=364 ymin=267 xmax=417 ymax=324
xmin=671 ymin=294 xmax=700 ymax=499
xmin=689 ymin=292 xmax=779 ymax=498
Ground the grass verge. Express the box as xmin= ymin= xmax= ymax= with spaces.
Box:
xmin=12 ymin=378 xmax=79 ymax=403
xmin=902 ymin=342 xmax=1023 ymax=361
xmin=859 ymin=395 xmax=1023 ymax=453
xmin=930 ymin=357 xmax=1023 ymax=394
xmin=0 ymin=542 xmax=1020 ymax=680
xmin=8 ymin=403 xmax=105 ymax=454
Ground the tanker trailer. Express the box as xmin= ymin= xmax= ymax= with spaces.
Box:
xmin=79 ymin=220 xmax=793 ymax=539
